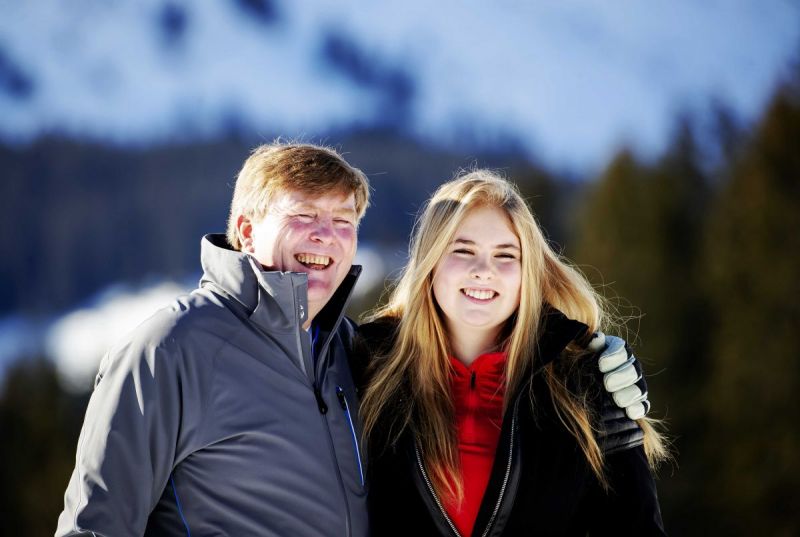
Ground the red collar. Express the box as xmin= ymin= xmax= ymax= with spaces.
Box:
xmin=449 ymin=351 xmax=506 ymax=377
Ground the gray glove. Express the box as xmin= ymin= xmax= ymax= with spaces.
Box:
xmin=588 ymin=332 xmax=650 ymax=420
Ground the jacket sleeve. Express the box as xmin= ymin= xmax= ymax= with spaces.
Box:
xmin=55 ymin=324 xmax=185 ymax=537
xmin=587 ymin=444 xmax=667 ymax=536
xmin=584 ymin=357 xmax=666 ymax=535
xmin=598 ymin=397 xmax=645 ymax=454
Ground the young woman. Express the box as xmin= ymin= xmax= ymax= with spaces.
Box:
xmin=356 ymin=170 xmax=668 ymax=536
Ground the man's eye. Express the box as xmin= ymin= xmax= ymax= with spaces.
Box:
xmin=334 ymin=218 xmax=354 ymax=226
xmin=295 ymin=214 xmax=314 ymax=221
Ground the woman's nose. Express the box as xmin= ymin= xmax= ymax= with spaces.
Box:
xmin=470 ymin=257 xmax=493 ymax=279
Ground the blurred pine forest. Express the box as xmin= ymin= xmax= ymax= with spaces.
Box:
xmin=1 ymin=76 xmax=798 ymax=535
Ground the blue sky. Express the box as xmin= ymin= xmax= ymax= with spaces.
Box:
xmin=1 ymin=1 xmax=798 ymax=171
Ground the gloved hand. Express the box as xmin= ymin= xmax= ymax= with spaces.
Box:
xmin=587 ymin=332 xmax=650 ymax=420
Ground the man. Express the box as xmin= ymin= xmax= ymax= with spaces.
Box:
xmin=57 ymin=142 xmax=649 ymax=536
xmin=57 ymin=143 xmax=371 ymax=536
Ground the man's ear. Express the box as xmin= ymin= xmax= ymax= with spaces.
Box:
xmin=236 ymin=215 xmax=254 ymax=252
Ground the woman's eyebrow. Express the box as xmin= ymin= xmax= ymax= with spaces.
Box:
xmin=452 ymin=238 xmax=519 ymax=250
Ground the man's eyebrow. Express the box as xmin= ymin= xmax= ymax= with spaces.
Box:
xmin=289 ymin=202 xmax=355 ymax=215
xmin=333 ymin=207 xmax=357 ymax=216
xmin=286 ymin=201 xmax=314 ymax=211
xmin=452 ymin=238 xmax=520 ymax=250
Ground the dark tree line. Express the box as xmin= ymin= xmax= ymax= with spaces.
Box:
xmin=571 ymin=77 xmax=800 ymax=535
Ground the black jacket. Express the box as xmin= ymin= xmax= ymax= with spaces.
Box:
xmin=354 ymin=309 xmax=666 ymax=537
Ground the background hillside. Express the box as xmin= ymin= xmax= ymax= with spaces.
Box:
xmin=1 ymin=2 xmax=799 ymax=535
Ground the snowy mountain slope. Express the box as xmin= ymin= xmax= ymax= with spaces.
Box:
xmin=1 ymin=0 xmax=798 ymax=170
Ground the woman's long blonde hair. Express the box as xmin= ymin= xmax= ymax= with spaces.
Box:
xmin=360 ymin=170 xmax=667 ymax=503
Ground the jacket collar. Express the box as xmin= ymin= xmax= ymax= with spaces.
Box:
xmin=199 ymin=233 xmax=361 ymax=334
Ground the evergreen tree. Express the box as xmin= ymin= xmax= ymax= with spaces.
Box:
xmin=570 ymin=120 xmax=712 ymax=533
xmin=703 ymin=79 xmax=800 ymax=535
xmin=572 ymin=120 xmax=710 ymax=400
xmin=0 ymin=359 xmax=88 ymax=536
xmin=570 ymin=148 xmax=658 ymax=315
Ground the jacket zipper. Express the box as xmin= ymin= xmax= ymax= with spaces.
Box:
xmin=414 ymin=444 xmax=461 ymax=537
xmin=310 ymin=325 xmax=329 ymax=414
xmin=336 ymin=386 xmax=365 ymax=487
xmin=291 ymin=279 xmax=350 ymax=535
xmin=414 ymin=402 xmax=519 ymax=537
xmin=479 ymin=402 xmax=518 ymax=537
xmin=292 ymin=291 xmax=310 ymax=378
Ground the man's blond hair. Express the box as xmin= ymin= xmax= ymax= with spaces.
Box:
xmin=227 ymin=142 xmax=370 ymax=249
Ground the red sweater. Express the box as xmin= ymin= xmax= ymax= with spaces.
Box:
xmin=445 ymin=352 xmax=507 ymax=536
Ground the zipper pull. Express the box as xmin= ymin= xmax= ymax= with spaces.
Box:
xmin=470 ymin=371 xmax=476 ymax=390
xmin=335 ymin=386 xmax=348 ymax=410
xmin=314 ymin=385 xmax=328 ymax=414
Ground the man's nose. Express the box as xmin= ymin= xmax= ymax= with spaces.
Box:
xmin=310 ymin=218 xmax=334 ymax=244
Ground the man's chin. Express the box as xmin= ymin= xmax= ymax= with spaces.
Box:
xmin=307 ymin=281 xmax=335 ymax=306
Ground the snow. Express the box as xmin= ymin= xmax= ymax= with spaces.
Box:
xmin=0 ymin=242 xmax=386 ymax=392
xmin=1 ymin=0 xmax=798 ymax=170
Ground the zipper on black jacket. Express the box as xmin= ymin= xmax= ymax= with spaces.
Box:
xmin=414 ymin=445 xmax=461 ymax=537
xmin=414 ymin=401 xmax=519 ymax=537
xmin=336 ymin=386 xmax=365 ymax=486
xmin=479 ymin=399 xmax=519 ymax=537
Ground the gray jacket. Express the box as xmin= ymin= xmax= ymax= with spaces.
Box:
xmin=56 ymin=234 xmax=368 ymax=537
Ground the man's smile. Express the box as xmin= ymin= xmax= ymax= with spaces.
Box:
xmin=295 ymin=253 xmax=333 ymax=270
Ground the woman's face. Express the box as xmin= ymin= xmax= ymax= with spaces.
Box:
xmin=432 ymin=205 xmax=522 ymax=341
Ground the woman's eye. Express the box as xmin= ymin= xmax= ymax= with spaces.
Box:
xmin=453 ymin=249 xmax=473 ymax=255
xmin=496 ymin=253 xmax=517 ymax=259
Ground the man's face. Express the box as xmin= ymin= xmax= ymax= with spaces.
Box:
xmin=239 ymin=189 xmax=358 ymax=325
